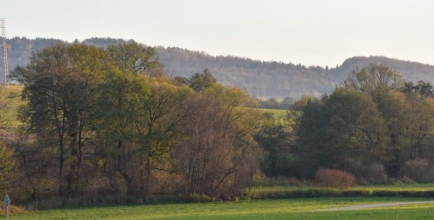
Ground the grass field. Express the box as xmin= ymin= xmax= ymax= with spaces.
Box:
xmin=12 ymin=197 xmax=434 ymax=219
xmin=0 ymin=85 xmax=24 ymax=127
xmin=257 ymin=108 xmax=288 ymax=118
xmin=257 ymin=108 xmax=293 ymax=126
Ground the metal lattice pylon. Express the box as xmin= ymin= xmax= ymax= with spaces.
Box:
xmin=1 ymin=18 xmax=8 ymax=87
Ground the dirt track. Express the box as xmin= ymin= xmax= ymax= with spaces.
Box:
xmin=317 ymin=201 xmax=434 ymax=211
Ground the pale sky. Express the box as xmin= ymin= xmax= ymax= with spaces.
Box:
xmin=1 ymin=0 xmax=433 ymax=67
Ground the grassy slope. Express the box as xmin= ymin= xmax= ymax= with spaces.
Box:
xmin=0 ymin=85 xmax=24 ymax=127
xmin=15 ymin=197 xmax=434 ymax=219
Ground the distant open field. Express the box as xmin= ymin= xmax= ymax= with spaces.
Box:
xmin=257 ymin=108 xmax=293 ymax=126
xmin=14 ymin=197 xmax=434 ymax=219
xmin=0 ymin=85 xmax=24 ymax=126
xmin=258 ymin=108 xmax=288 ymax=118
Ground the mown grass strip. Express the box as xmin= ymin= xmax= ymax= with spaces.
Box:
xmin=14 ymin=197 xmax=434 ymax=220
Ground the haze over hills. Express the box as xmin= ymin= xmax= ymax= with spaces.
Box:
xmin=2 ymin=37 xmax=434 ymax=99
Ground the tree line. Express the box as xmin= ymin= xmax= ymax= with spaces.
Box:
xmin=1 ymin=42 xmax=434 ymax=206
xmin=1 ymin=42 xmax=260 ymax=203
xmin=256 ymin=64 xmax=434 ymax=184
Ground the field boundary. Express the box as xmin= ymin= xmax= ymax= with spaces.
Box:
xmin=316 ymin=200 xmax=434 ymax=211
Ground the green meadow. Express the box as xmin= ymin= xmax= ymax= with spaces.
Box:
xmin=0 ymin=85 xmax=25 ymax=126
xmin=13 ymin=197 xmax=434 ymax=220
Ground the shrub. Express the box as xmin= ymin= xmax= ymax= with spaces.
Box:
xmin=346 ymin=160 xmax=388 ymax=185
xmin=258 ymin=176 xmax=303 ymax=187
xmin=372 ymin=190 xmax=434 ymax=197
xmin=401 ymin=159 xmax=434 ymax=183
xmin=365 ymin=163 xmax=389 ymax=184
xmin=315 ymin=168 xmax=355 ymax=188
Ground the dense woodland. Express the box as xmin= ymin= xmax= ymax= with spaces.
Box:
xmin=1 ymin=40 xmax=434 ymax=207
xmin=2 ymin=37 xmax=434 ymax=99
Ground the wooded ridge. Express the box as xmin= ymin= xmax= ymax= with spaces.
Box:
xmin=2 ymin=40 xmax=434 ymax=207
xmin=2 ymin=37 xmax=434 ymax=99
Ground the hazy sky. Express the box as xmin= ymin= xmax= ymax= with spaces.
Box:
xmin=1 ymin=0 xmax=433 ymax=67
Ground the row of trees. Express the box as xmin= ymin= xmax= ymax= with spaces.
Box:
xmin=2 ymin=42 xmax=261 ymax=202
xmin=2 ymin=41 xmax=434 ymax=205
xmin=257 ymin=64 xmax=434 ymax=184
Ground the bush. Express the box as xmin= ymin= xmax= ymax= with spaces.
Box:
xmin=244 ymin=188 xmax=370 ymax=200
xmin=315 ymin=168 xmax=355 ymax=188
xmin=346 ymin=160 xmax=388 ymax=185
xmin=372 ymin=190 xmax=434 ymax=197
xmin=401 ymin=159 xmax=434 ymax=183
xmin=258 ymin=176 xmax=303 ymax=187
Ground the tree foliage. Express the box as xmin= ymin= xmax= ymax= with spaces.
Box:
xmin=4 ymin=40 xmax=434 ymax=204
xmin=0 ymin=141 xmax=16 ymax=190
xmin=345 ymin=63 xmax=404 ymax=94
xmin=173 ymin=85 xmax=259 ymax=196
xmin=255 ymin=118 xmax=295 ymax=177
xmin=12 ymin=43 xmax=106 ymax=197
xmin=5 ymin=37 xmax=434 ymax=99
xmin=8 ymin=43 xmax=260 ymax=202
xmin=188 ymin=69 xmax=217 ymax=92
xmin=295 ymin=64 xmax=434 ymax=179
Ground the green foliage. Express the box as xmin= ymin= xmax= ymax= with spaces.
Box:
xmin=12 ymin=43 xmax=107 ymax=197
xmin=255 ymin=116 xmax=296 ymax=177
xmin=8 ymin=42 xmax=262 ymax=202
xmin=6 ymin=39 xmax=434 ymax=205
xmin=294 ymin=64 xmax=434 ymax=179
xmin=106 ymin=42 xmax=164 ymax=76
xmin=247 ymin=184 xmax=434 ymax=200
xmin=345 ymin=63 xmax=404 ymax=93
xmin=246 ymin=188 xmax=370 ymax=200
xmin=291 ymin=95 xmax=319 ymax=111
xmin=0 ymin=142 xmax=16 ymax=189
xmin=188 ymin=68 xmax=217 ymax=92
xmin=93 ymin=69 xmax=151 ymax=194
xmin=403 ymin=80 xmax=434 ymax=97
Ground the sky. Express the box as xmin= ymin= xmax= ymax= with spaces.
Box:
xmin=1 ymin=0 xmax=433 ymax=67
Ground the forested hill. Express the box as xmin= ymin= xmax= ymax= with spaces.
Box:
xmin=3 ymin=37 xmax=434 ymax=98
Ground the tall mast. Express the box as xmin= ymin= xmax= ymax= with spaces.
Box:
xmin=1 ymin=18 xmax=8 ymax=87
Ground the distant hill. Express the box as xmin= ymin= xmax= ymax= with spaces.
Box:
xmin=2 ymin=37 xmax=434 ymax=99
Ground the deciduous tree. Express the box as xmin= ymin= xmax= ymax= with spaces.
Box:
xmin=173 ymin=85 xmax=259 ymax=196
xmin=12 ymin=43 xmax=106 ymax=197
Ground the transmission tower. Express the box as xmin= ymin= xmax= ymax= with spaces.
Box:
xmin=1 ymin=18 xmax=8 ymax=87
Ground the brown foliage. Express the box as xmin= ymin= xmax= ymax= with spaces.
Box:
xmin=315 ymin=168 xmax=355 ymax=188
xmin=400 ymin=159 xmax=434 ymax=183
xmin=172 ymin=89 xmax=259 ymax=197
xmin=346 ymin=160 xmax=388 ymax=185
